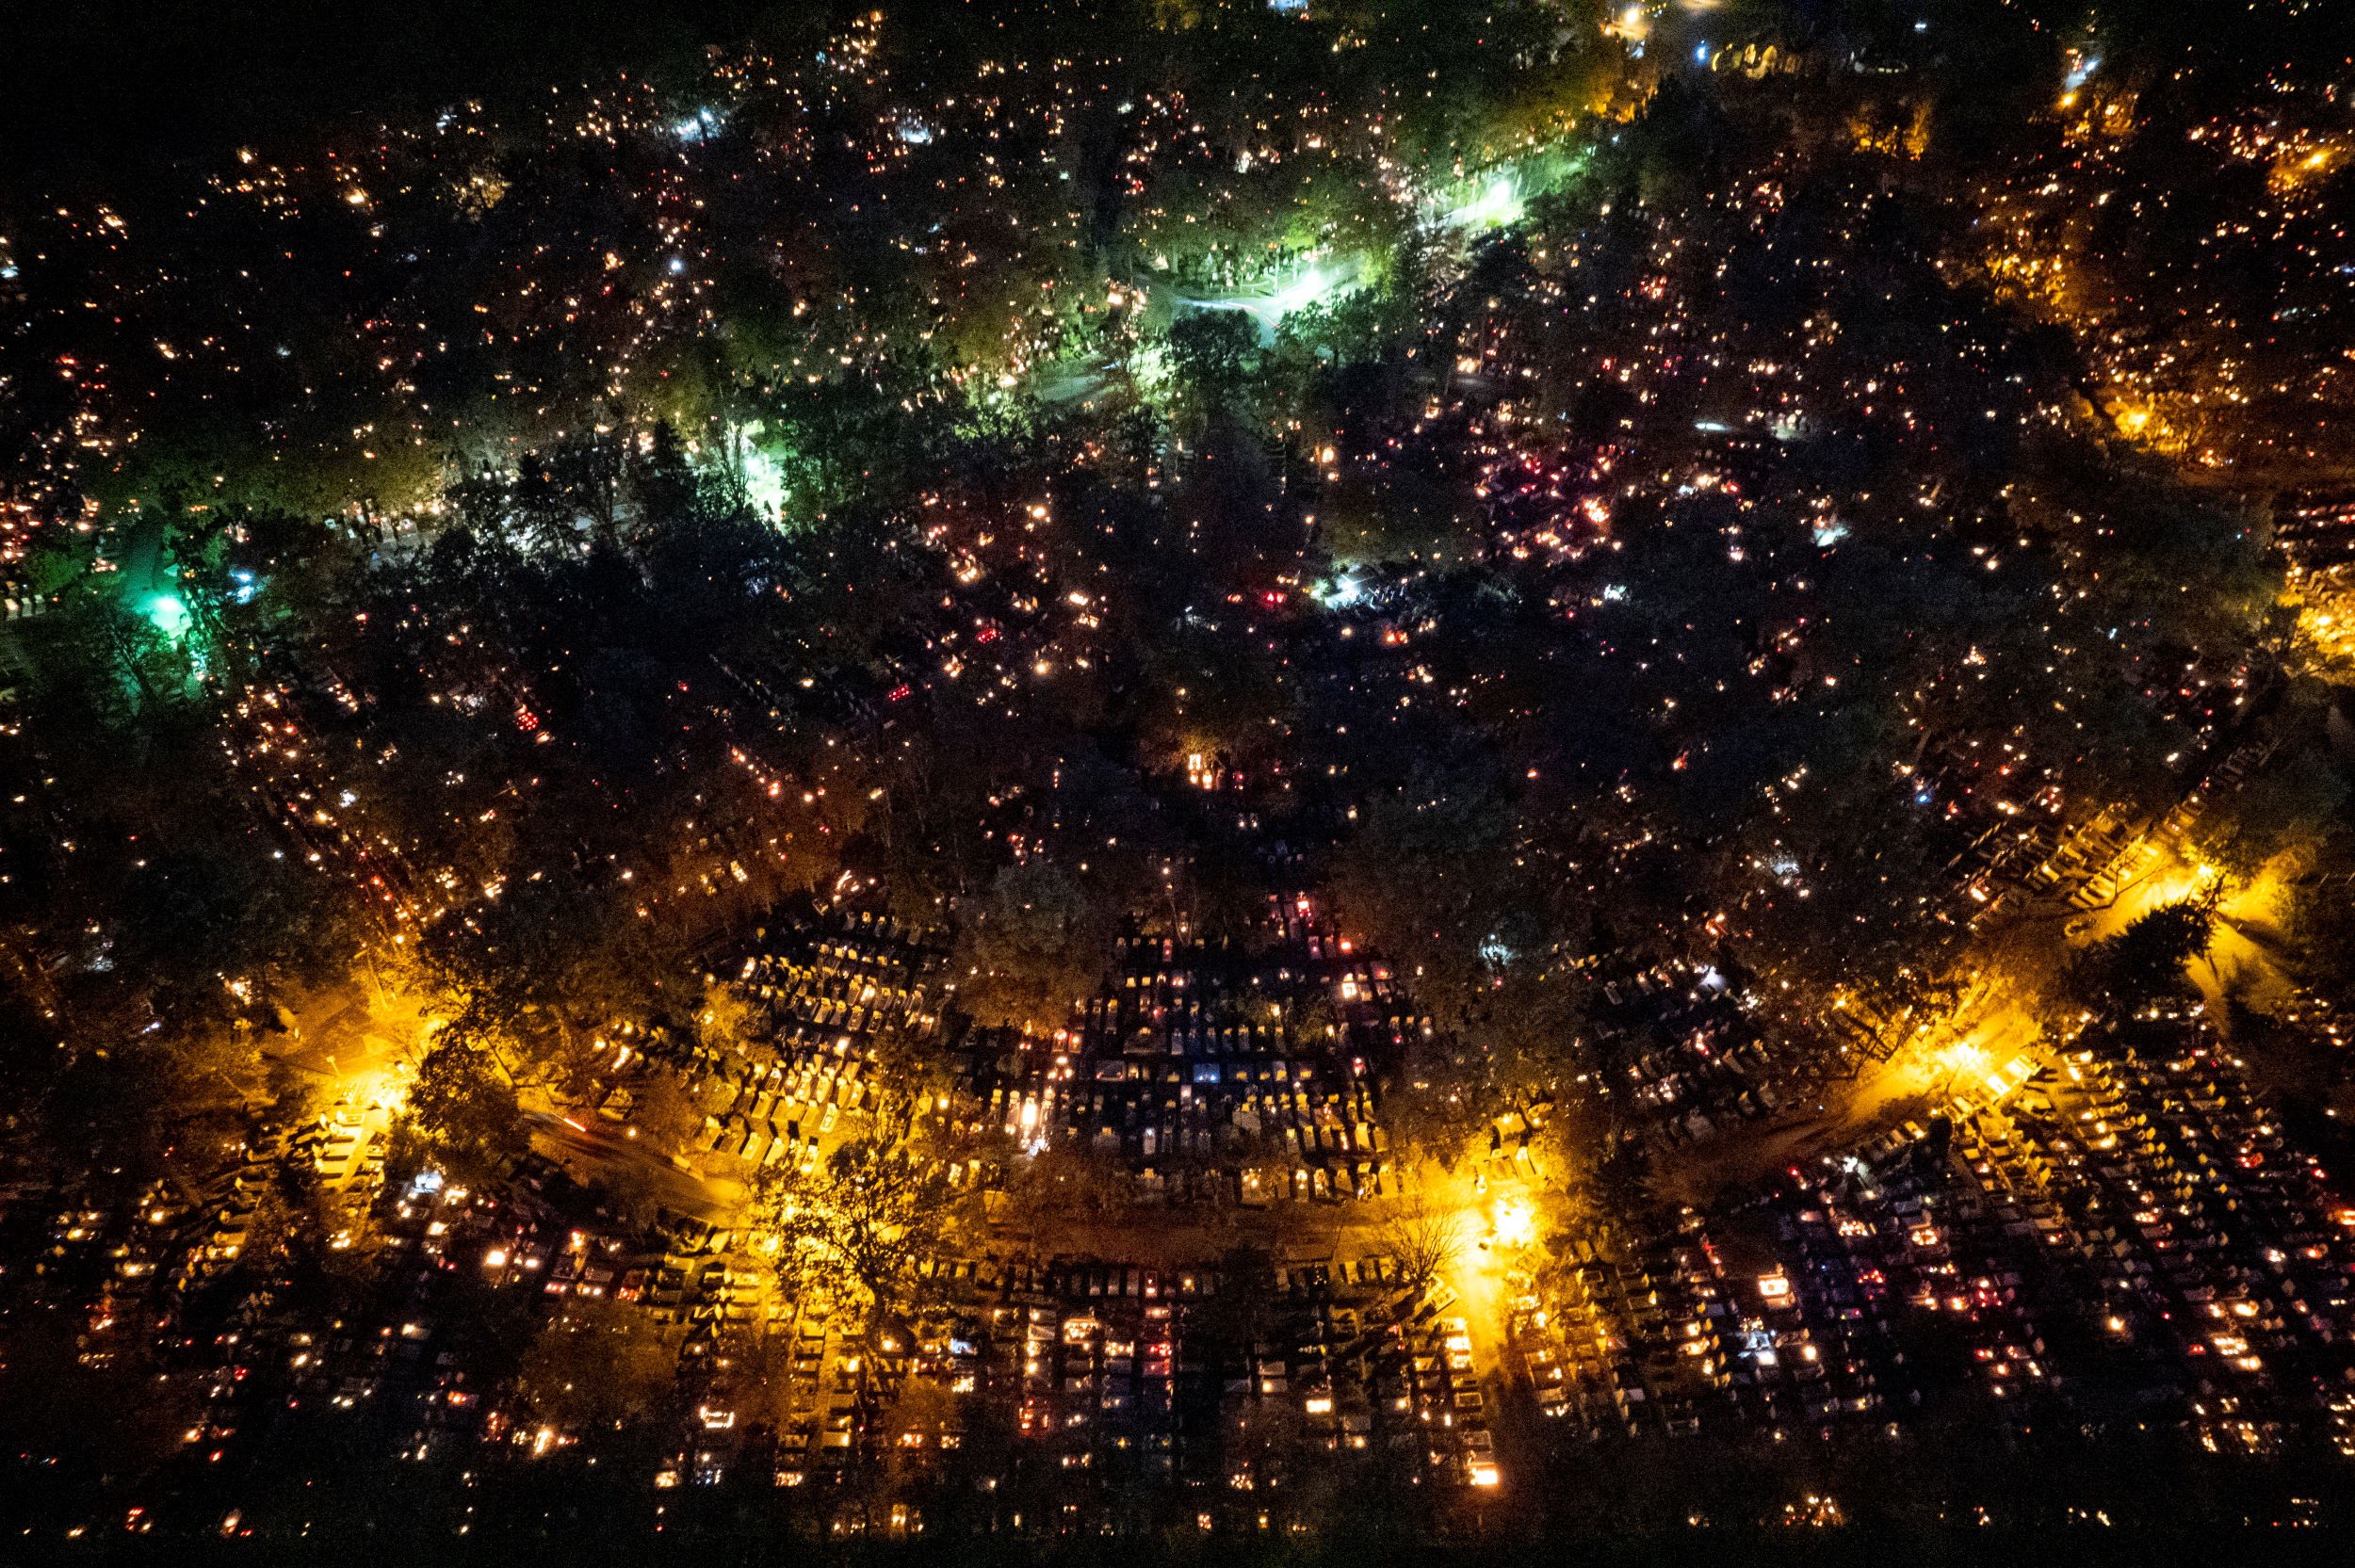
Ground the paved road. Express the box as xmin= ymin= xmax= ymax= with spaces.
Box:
xmin=523 ymin=1108 xmax=742 ymax=1222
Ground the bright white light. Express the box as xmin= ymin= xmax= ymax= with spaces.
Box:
xmin=1442 ymin=174 xmax=1524 ymax=233
xmin=731 ymin=420 xmax=788 ymax=520
xmin=1317 ymin=573 xmax=1362 ymax=608
xmin=143 ymin=592 xmax=191 ymax=639
xmin=1179 ymin=254 xmax=1364 ymax=338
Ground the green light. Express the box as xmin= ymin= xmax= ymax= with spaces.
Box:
xmin=1444 ymin=174 xmax=1524 ymax=233
xmin=1255 ymin=262 xmax=1340 ymax=319
xmin=730 ymin=419 xmax=789 ymax=520
xmin=1422 ymin=146 xmax=1587 ymax=237
xmin=143 ymin=591 xmax=191 ymax=639
xmin=1179 ymin=253 xmax=1365 ymax=339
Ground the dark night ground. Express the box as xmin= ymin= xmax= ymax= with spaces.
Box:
xmin=2 ymin=2 xmax=788 ymax=180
